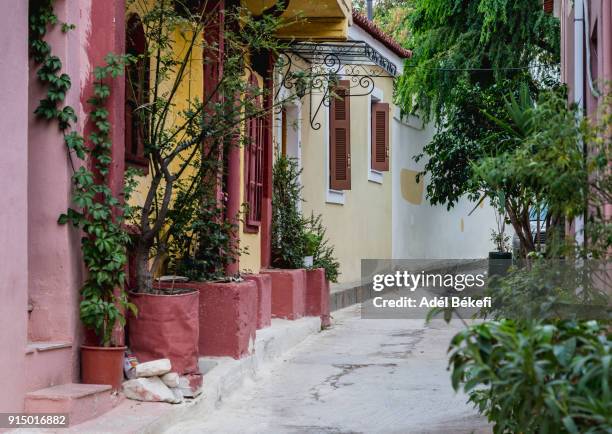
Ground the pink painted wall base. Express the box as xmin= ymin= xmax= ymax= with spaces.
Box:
xmin=196 ymin=280 xmax=257 ymax=359
xmin=305 ymin=268 xmax=331 ymax=327
xmin=243 ymin=274 xmax=272 ymax=329
xmin=261 ymin=269 xmax=306 ymax=320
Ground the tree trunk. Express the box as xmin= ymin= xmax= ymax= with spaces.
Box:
xmin=506 ymin=201 xmax=535 ymax=257
xmin=134 ymin=241 xmax=153 ymax=293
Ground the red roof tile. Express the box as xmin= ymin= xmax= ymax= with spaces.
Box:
xmin=352 ymin=11 xmax=412 ymax=59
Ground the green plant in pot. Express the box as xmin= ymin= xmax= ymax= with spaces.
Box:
xmin=304 ymin=213 xmax=340 ymax=283
xmin=272 ymin=156 xmax=307 ymax=269
xmin=487 ymin=200 xmax=512 ymax=278
xmin=29 ymin=0 xmax=134 ymax=390
xmin=271 ymin=156 xmax=341 ymax=281
xmin=302 ymin=231 xmax=321 ymax=268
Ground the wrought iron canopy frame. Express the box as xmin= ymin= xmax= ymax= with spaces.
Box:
xmin=276 ymin=40 xmax=397 ymax=130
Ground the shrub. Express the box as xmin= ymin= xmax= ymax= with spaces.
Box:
xmin=271 ymin=156 xmax=306 ymax=268
xmin=304 ymin=213 xmax=340 ymax=283
xmin=449 ymin=319 xmax=612 ymax=433
xmin=303 ymin=231 xmax=321 ymax=257
xmin=271 ymin=156 xmax=340 ymax=281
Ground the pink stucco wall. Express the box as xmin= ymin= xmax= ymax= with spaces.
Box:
xmin=561 ymin=0 xmax=612 ymax=115
xmin=561 ymin=0 xmax=612 ymax=225
xmin=0 ymin=0 xmax=29 ymax=413
xmin=0 ymin=0 xmax=126 ymax=412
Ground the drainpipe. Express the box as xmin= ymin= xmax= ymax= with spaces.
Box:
xmin=574 ymin=0 xmax=585 ymax=247
xmin=366 ymin=0 xmax=373 ymax=20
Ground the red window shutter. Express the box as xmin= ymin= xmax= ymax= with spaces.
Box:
xmin=543 ymin=0 xmax=553 ymax=13
xmin=371 ymin=102 xmax=390 ymax=172
xmin=329 ymin=81 xmax=351 ymax=190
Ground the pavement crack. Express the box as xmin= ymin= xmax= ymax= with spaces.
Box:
xmin=368 ymin=329 xmax=427 ymax=359
xmin=309 ymin=363 xmax=398 ymax=402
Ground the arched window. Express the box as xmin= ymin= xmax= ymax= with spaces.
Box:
xmin=125 ymin=14 xmax=149 ymax=173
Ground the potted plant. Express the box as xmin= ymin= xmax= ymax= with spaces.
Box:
xmin=271 ymin=156 xmax=307 ymax=269
xmin=488 ymin=207 xmax=512 ymax=277
xmin=59 ymin=57 xmax=135 ymax=391
xmin=165 ymin=184 xmax=258 ymax=359
xmin=302 ymin=231 xmax=321 ymax=268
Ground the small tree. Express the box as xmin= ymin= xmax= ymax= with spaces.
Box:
xmin=271 ymin=156 xmax=306 ymax=269
xmin=472 ymin=88 xmax=586 ymax=257
xmin=126 ymin=0 xmax=296 ymax=292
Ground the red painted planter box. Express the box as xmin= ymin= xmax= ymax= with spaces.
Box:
xmin=261 ymin=269 xmax=306 ymax=320
xmin=243 ymin=274 xmax=272 ymax=329
xmin=172 ymin=280 xmax=257 ymax=359
xmin=128 ymin=290 xmax=200 ymax=374
xmin=305 ymin=268 xmax=331 ymax=327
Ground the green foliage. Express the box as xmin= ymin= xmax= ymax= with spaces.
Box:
xmin=397 ymin=0 xmax=560 ymax=122
xmin=396 ymin=0 xmax=560 ymax=217
xmin=29 ymin=1 xmax=134 ymax=346
xmin=303 ymin=231 xmax=321 ymax=257
xmin=482 ymin=259 xmax=610 ymax=322
xmin=124 ymin=0 xmax=295 ymax=291
xmin=472 ymin=88 xmax=586 ymax=254
xmin=303 ymin=213 xmax=341 ymax=283
xmin=165 ymin=168 xmax=242 ymax=282
xmin=271 ymin=156 xmax=340 ymax=281
xmin=449 ymin=319 xmax=612 ymax=433
xmin=272 ymin=156 xmax=306 ymax=269
xmin=353 ymin=0 xmax=414 ymax=47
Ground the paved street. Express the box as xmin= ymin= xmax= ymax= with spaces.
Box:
xmin=166 ymin=305 xmax=490 ymax=434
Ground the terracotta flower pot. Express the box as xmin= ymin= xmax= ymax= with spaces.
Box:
xmin=128 ymin=289 xmax=199 ymax=374
xmin=81 ymin=345 xmax=126 ymax=391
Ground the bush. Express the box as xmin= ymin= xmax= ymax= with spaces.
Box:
xmin=271 ymin=156 xmax=340 ymax=281
xmin=271 ymin=156 xmax=306 ymax=269
xmin=449 ymin=319 xmax=612 ymax=433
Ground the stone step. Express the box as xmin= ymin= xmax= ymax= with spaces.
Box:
xmin=24 ymin=383 xmax=120 ymax=427
xmin=25 ymin=341 xmax=73 ymax=391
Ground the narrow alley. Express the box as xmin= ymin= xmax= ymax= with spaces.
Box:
xmin=166 ymin=306 xmax=490 ymax=434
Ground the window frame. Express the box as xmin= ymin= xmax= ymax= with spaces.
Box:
xmin=125 ymin=14 xmax=150 ymax=174
xmin=243 ymin=75 xmax=264 ymax=233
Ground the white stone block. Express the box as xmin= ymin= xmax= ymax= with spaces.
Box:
xmin=135 ymin=359 xmax=172 ymax=377
xmin=161 ymin=372 xmax=180 ymax=388
xmin=123 ymin=377 xmax=182 ymax=404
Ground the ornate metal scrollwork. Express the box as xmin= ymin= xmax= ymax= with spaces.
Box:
xmin=275 ymin=41 xmax=397 ymax=130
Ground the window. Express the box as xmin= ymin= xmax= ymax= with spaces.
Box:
xmin=371 ymin=102 xmax=390 ymax=172
xmin=244 ymin=75 xmax=264 ymax=232
xmin=329 ymin=80 xmax=351 ymax=191
xmin=125 ymin=14 xmax=149 ymax=173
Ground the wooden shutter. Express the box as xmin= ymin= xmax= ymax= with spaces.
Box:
xmin=371 ymin=102 xmax=390 ymax=172
xmin=329 ymin=81 xmax=351 ymax=190
xmin=543 ymin=0 xmax=553 ymax=13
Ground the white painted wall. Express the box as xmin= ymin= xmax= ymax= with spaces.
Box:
xmin=391 ymin=110 xmax=499 ymax=259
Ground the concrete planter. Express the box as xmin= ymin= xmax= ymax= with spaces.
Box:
xmin=192 ymin=280 xmax=257 ymax=359
xmin=128 ymin=289 xmax=200 ymax=374
xmin=81 ymin=345 xmax=126 ymax=391
xmin=261 ymin=269 xmax=306 ymax=320
xmin=488 ymin=251 xmax=512 ymax=278
xmin=305 ymin=268 xmax=331 ymax=327
xmin=243 ymin=274 xmax=272 ymax=329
